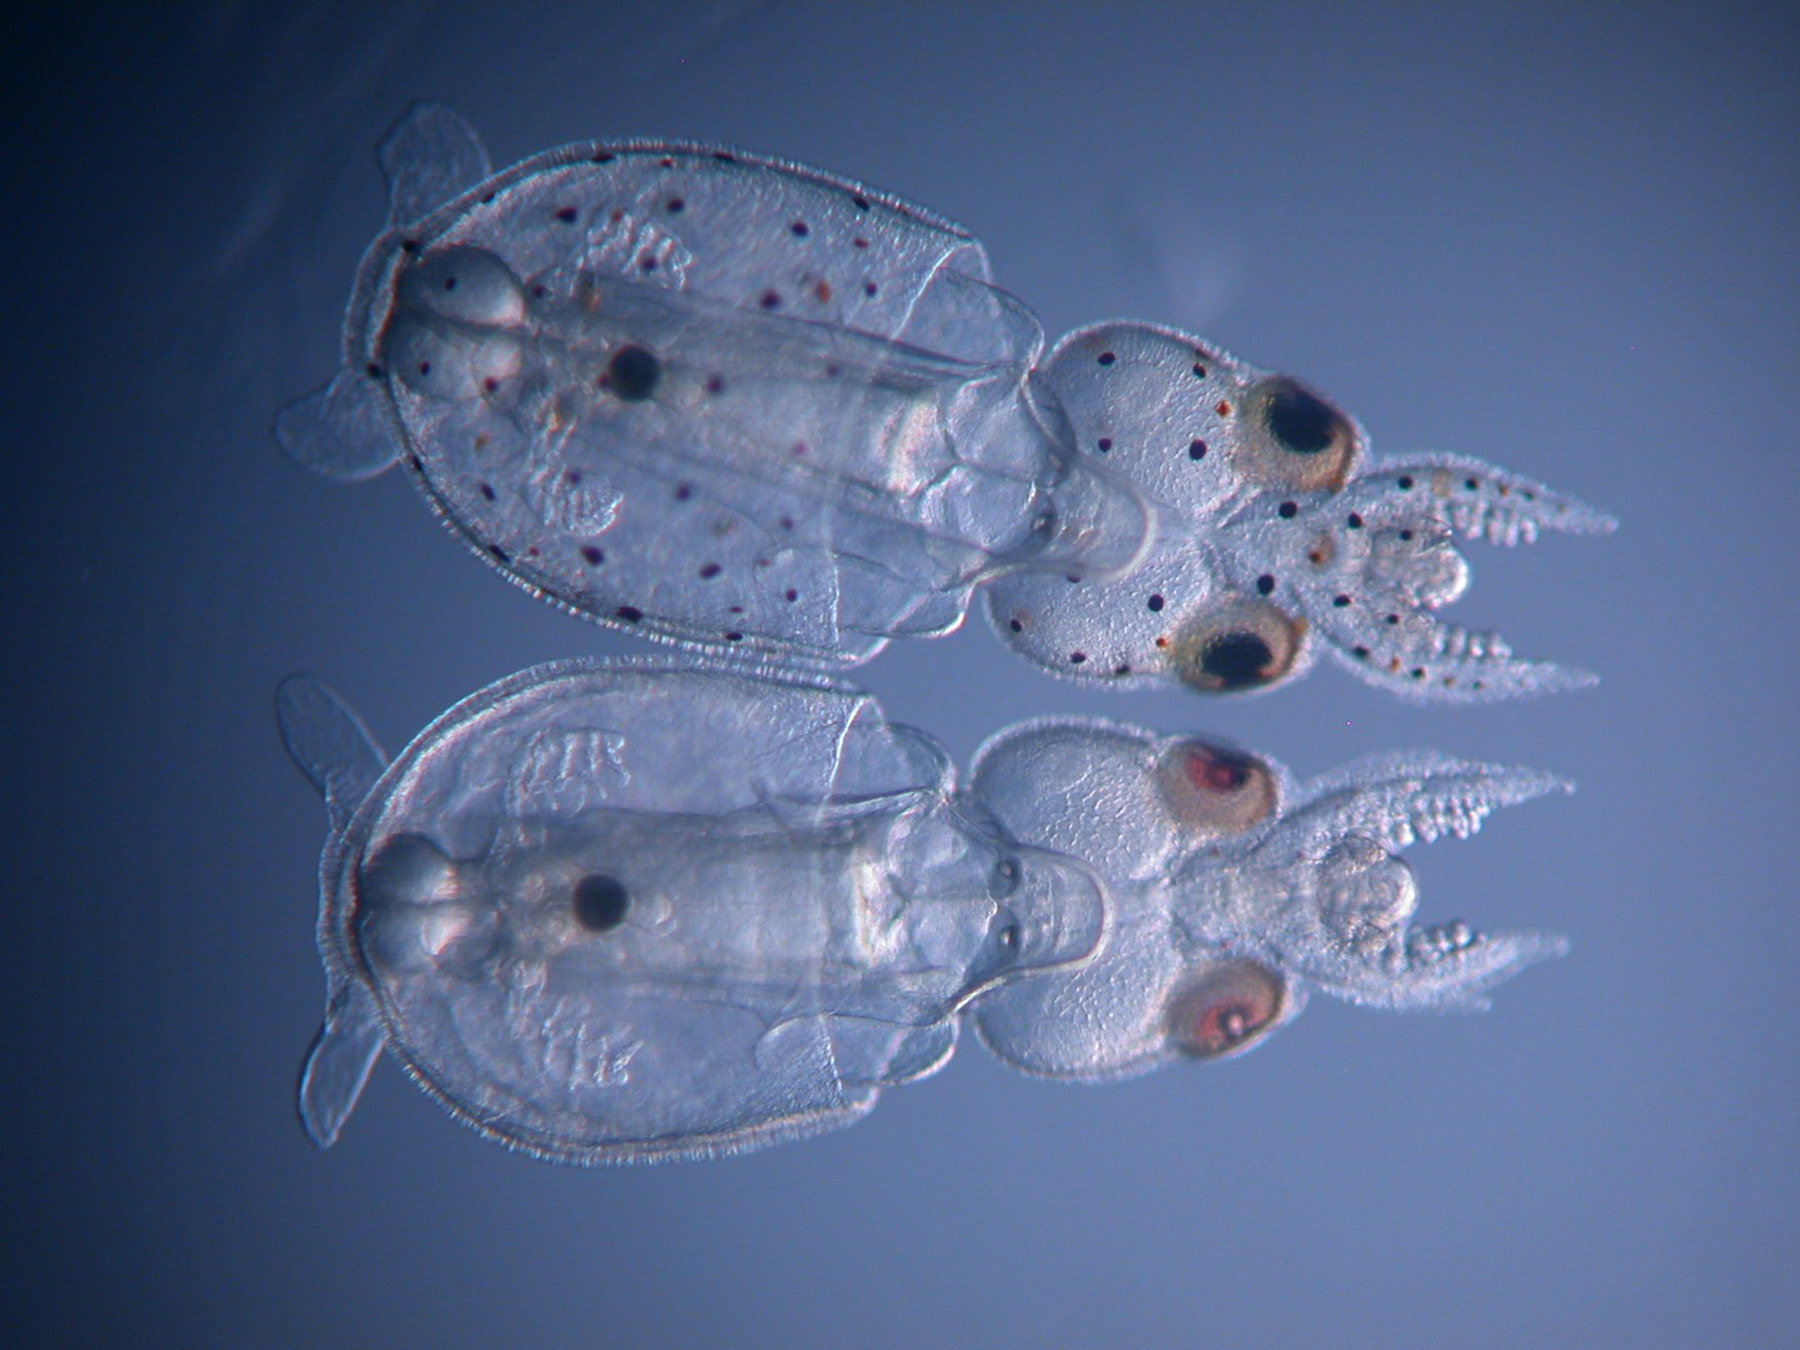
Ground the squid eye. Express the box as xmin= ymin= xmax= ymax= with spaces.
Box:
xmin=1238 ymin=375 xmax=1362 ymax=493
xmin=1166 ymin=960 xmax=1287 ymax=1060
xmin=1155 ymin=740 xmax=1279 ymax=836
xmin=1172 ymin=598 xmax=1306 ymax=693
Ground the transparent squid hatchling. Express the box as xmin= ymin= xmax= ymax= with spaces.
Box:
xmin=280 ymin=658 xmax=1568 ymax=1163
xmin=279 ymin=105 xmax=1614 ymax=703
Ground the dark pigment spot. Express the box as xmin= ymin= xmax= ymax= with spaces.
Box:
xmin=1147 ymin=594 xmax=1165 ymax=612
xmin=1189 ymin=439 xmax=1207 ymax=460
xmin=606 ymin=345 xmax=661 ymax=401
xmin=615 ymin=606 xmax=643 ymax=623
xmin=581 ymin=546 xmax=604 ymax=566
xmin=554 ymin=206 xmax=578 ymax=224
xmin=1256 ymin=575 xmax=1275 ymax=595
xmin=572 ymin=874 xmax=629 ymax=932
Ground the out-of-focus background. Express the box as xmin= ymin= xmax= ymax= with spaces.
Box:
xmin=17 ymin=3 xmax=1796 ymax=1345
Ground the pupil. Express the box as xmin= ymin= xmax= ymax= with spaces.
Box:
xmin=1186 ymin=744 xmax=1253 ymax=793
xmin=1264 ymin=379 xmax=1341 ymax=455
xmin=606 ymin=345 xmax=661 ymax=401
xmin=572 ymin=873 xmax=630 ymax=932
xmin=1201 ymin=631 xmax=1275 ymax=688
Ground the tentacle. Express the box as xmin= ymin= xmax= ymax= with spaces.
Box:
xmin=1318 ymin=604 xmax=1599 ymax=701
xmin=1284 ymin=751 xmax=1572 ymax=854
xmin=1262 ymin=490 xmax=1605 ymax=700
xmin=1350 ymin=926 xmax=1570 ymax=1011
xmin=1341 ymin=453 xmax=1617 ymax=547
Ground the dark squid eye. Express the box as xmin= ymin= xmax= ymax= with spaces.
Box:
xmin=1239 ymin=375 xmax=1361 ymax=493
xmin=1172 ymin=598 xmax=1306 ymax=693
xmin=1155 ymin=740 xmax=1279 ymax=835
xmin=1166 ymin=960 xmax=1287 ymax=1060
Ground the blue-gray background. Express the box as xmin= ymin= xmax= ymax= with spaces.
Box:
xmin=17 ymin=3 xmax=1797 ymax=1345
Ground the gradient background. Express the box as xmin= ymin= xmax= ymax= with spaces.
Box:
xmin=17 ymin=3 xmax=1797 ymax=1345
